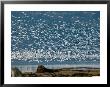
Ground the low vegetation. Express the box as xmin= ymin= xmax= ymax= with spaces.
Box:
xmin=11 ymin=65 xmax=100 ymax=77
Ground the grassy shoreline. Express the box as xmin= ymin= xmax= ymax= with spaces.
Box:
xmin=11 ymin=65 xmax=100 ymax=77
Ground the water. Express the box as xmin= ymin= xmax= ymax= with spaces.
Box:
xmin=11 ymin=64 xmax=100 ymax=73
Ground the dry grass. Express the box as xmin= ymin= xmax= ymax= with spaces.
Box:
xmin=12 ymin=67 xmax=100 ymax=77
xmin=22 ymin=68 xmax=100 ymax=77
